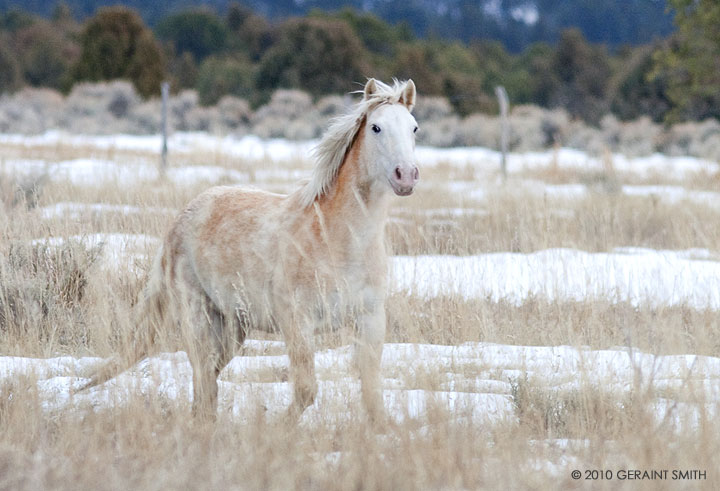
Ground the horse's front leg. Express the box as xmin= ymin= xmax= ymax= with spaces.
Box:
xmin=355 ymin=308 xmax=386 ymax=423
xmin=282 ymin=319 xmax=318 ymax=419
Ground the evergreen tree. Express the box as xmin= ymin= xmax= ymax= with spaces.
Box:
xmin=549 ymin=29 xmax=611 ymax=123
xmin=0 ymin=35 xmax=22 ymax=93
xmin=652 ymin=0 xmax=720 ymax=121
xmin=256 ymin=18 xmax=371 ymax=96
xmin=156 ymin=9 xmax=228 ymax=62
xmin=71 ymin=6 xmax=165 ymax=97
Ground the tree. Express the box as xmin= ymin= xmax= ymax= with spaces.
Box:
xmin=547 ymin=29 xmax=611 ymax=123
xmin=0 ymin=35 xmax=22 ymax=93
xmin=196 ymin=56 xmax=254 ymax=105
xmin=392 ymin=43 xmax=444 ymax=96
xmin=15 ymin=21 xmax=79 ymax=90
xmin=256 ymin=18 xmax=371 ymax=96
xmin=314 ymin=8 xmax=413 ymax=57
xmin=609 ymin=45 xmax=671 ymax=121
xmin=71 ymin=6 xmax=165 ymax=97
xmin=652 ymin=0 xmax=720 ymax=121
xmin=156 ymin=8 xmax=227 ymax=62
xmin=226 ymin=2 xmax=274 ymax=61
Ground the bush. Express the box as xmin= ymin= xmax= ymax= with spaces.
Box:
xmin=256 ymin=18 xmax=371 ymax=97
xmin=459 ymin=114 xmax=498 ymax=148
xmin=14 ymin=21 xmax=78 ymax=90
xmin=0 ymin=241 xmax=101 ymax=344
xmin=315 ymin=94 xmax=350 ymax=119
xmin=62 ymin=81 xmax=141 ymax=133
xmin=251 ymin=89 xmax=322 ymax=139
xmin=170 ymin=89 xmax=199 ymax=131
xmin=509 ymin=105 xmax=571 ymax=151
xmin=155 ymin=9 xmax=227 ymax=62
xmin=660 ymin=119 xmax=720 ymax=160
xmin=217 ymin=95 xmax=252 ymax=130
xmin=599 ymin=115 xmax=662 ymax=157
xmin=0 ymin=37 xmax=22 ymax=93
xmin=196 ymin=56 xmax=254 ymax=106
xmin=0 ymin=87 xmax=64 ymax=133
xmin=414 ymin=96 xmax=454 ymax=124
xmin=71 ymin=7 xmax=165 ymax=98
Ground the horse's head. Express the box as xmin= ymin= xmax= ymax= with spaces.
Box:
xmin=361 ymin=78 xmax=419 ymax=197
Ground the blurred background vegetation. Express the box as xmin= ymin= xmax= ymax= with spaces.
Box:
xmin=0 ymin=0 xmax=718 ymax=124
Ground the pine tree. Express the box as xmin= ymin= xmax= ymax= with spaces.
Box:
xmin=71 ymin=7 xmax=165 ymax=97
xmin=652 ymin=0 xmax=720 ymax=121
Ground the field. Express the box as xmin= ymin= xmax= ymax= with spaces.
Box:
xmin=1 ymin=130 xmax=719 ymax=489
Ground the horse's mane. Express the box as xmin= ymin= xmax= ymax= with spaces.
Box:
xmin=297 ymin=79 xmax=412 ymax=208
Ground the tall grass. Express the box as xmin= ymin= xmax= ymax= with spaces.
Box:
xmin=0 ymin=141 xmax=718 ymax=489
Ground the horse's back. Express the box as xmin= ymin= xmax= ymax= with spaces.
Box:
xmin=164 ymin=185 xmax=288 ymax=313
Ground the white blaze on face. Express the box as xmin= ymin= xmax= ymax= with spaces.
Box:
xmin=365 ymin=103 xmax=420 ymax=196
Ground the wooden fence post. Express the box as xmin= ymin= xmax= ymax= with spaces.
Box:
xmin=160 ymin=81 xmax=169 ymax=177
xmin=495 ymin=86 xmax=509 ymax=180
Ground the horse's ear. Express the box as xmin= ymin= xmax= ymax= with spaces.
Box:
xmin=400 ymin=79 xmax=416 ymax=112
xmin=364 ymin=78 xmax=378 ymax=100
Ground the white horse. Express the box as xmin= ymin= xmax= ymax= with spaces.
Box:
xmin=80 ymin=79 xmax=420 ymax=420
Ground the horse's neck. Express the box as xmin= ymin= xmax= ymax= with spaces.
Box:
xmin=315 ymin=144 xmax=390 ymax=248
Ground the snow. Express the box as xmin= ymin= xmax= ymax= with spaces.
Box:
xmin=2 ymin=158 xmax=251 ymax=187
xmin=621 ymin=185 xmax=720 ymax=211
xmin=30 ymin=234 xmax=160 ymax=272
xmin=415 ymin=146 xmax=719 ymax=178
xmin=2 ymin=131 xmax=718 ymax=181
xmin=393 ymin=248 xmax=720 ymax=309
xmin=30 ymin=233 xmax=720 ymax=310
xmin=40 ymin=202 xmax=176 ymax=220
xmin=3 ymin=341 xmax=717 ymax=432
xmin=3 ymin=131 xmax=720 ymax=443
xmin=438 ymin=179 xmax=720 ymax=209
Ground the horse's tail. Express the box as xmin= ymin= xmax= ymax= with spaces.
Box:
xmin=76 ymin=250 xmax=168 ymax=392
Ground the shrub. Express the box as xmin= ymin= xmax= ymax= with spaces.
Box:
xmin=196 ymin=56 xmax=254 ymax=106
xmin=0 ymin=241 xmax=101 ymax=344
xmin=460 ymin=114 xmax=499 ymax=148
xmin=0 ymin=87 xmax=64 ymax=133
xmin=256 ymin=18 xmax=371 ymax=97
xmin=62 ymin=81 xmax=141 ymax=133
xmin=14 ymin=21 xmax=78 ymax=90
xmin=414 ymin=96 xmax=454 ymax=124
xmin=155 ymin=8 xmax=227 ymax=62
xmin=0 ymin=37 xmax=22 ymax=93
xmin=170 ymin=89 xmax=200 ymax=131
xmin=71 ymin=7 xmax=165 ymax=98
xmin=217 ymin=95 xmax=252 ymax=130
xmin=600 ymin=115 xmax=661 ymax=157
xmin=315 ymin=94 xmax=350 ymax=119
xmin=660 ymin=119 xmax=720 ymax=160
xmin=509 ymin=105 xmax=571 ymax=151
xmin=251 ymin=89 xmax=322 ymax=139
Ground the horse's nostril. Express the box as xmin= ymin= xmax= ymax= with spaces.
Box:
xmin=395 ymin=167 xmax=402 ymax=180
xmin=413 ymin=167 xmax=419 ymax=180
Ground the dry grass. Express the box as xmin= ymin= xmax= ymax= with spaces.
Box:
xmin=1 ymin=142 xmax=719 ymax=489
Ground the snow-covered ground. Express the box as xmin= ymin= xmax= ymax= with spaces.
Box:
xmin=394 ymin=248 xmax=720 ymax=309
xmin=2 ymin=131 xmax=718 ymax=181
xmin=3 ymin=132 xmax=720 ymax=437
xmin=27 ymin=233 xmax=720 ymax=310
xmin=2 ymin=341 xmax=717 ymax=432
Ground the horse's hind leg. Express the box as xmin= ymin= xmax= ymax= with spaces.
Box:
xmin=184 ymin=295 xmax=240 ymax=419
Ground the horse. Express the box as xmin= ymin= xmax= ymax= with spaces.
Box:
xmin=79 ymin=78 xmax=420 ymax=421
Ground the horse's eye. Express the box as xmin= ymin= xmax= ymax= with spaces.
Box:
xmin=413 ymin=126 xmax=418 ymax=134
xmin=371 ymin=124 xmax=381 ymax=134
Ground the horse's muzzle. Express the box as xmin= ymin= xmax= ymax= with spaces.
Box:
xmin=390 ymin=165 xmax=419 ymax=196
